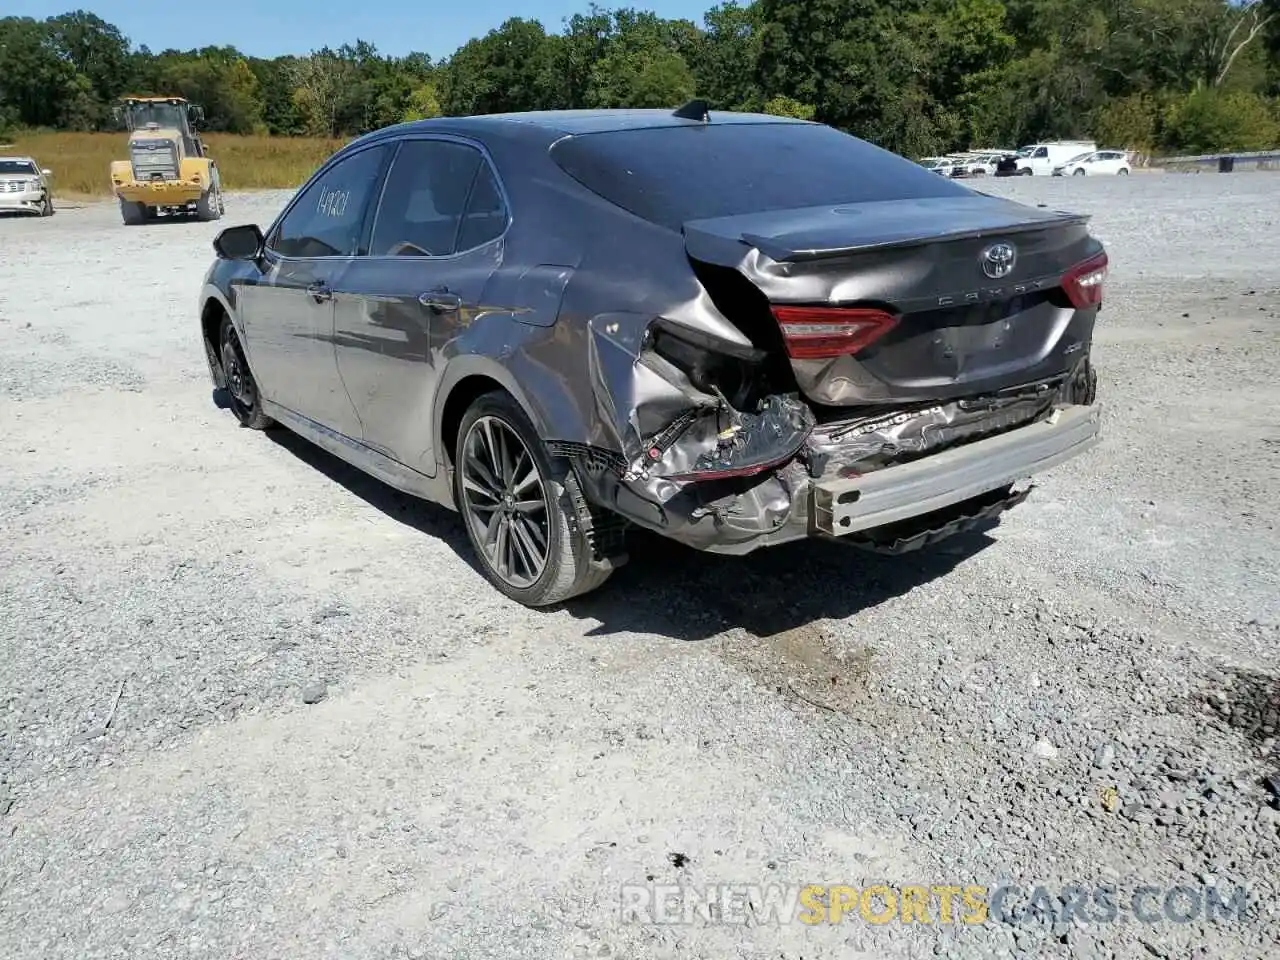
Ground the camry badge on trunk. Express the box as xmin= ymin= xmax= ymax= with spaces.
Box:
xmin=980 ymin=242 xmax=1016 ymax=279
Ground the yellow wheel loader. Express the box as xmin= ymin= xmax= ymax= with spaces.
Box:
xmin=110 ymin=97 xmax=224 ymax=225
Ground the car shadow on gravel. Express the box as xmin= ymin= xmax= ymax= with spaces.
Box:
xmin=254 ymin=414 xmax=481 ymax=569
xmin=245 ymin=395 xmax=997 ymax=643
xmin=1201 ymin=664 xmax=1280 ymax=747
xmin=567 ymin=524 xmax=998 ymax=643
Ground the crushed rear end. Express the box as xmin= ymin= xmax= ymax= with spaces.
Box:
xmin=553 ymin=121 xmax=1105 ymax=555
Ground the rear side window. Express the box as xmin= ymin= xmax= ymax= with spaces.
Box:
xmin=456 ymin=162 xmax=508 ymax=251
xmin=271 ymin=145 xmax=389 ymax=258
xmin=548 ymin=122 xmax=966 ymax=229
xmin=370 ymin=139 xmax=491 ymax=257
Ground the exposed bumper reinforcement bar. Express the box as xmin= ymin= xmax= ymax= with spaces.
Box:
xmin=813 ymin=403 xmax=1101 ymax=536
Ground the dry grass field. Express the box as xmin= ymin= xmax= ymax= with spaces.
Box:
xmin=4 ymin=131 xmax=349 ymax=198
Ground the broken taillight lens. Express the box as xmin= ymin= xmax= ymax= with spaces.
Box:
xmin=770 ymin=306 xmax=898 ymax=360
xmin=1061 ymin=250 xmax=1108 ymax=309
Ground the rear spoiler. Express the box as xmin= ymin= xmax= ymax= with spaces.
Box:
xmin=741 ymin=211 xmax=1091 ymax=263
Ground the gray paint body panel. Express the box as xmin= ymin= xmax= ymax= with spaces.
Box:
xmin=200 ymin=110 xmax=1105 ymax=556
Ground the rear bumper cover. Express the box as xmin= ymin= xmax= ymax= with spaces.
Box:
xmin=578 ymin=399 xmax=1101 ymax=557
xmin=812 ymin=403 xmax=1100 ymax=536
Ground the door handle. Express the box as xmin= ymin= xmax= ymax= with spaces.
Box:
xmin=418 ymin=288 xmax=462 ymax=312
xmin=307 ymin=281 xmax=332 ymax=304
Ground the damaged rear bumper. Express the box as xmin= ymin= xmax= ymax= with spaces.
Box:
xmin=812 ymin=403 xmax=1100 ymax=536
xmin=572 ymin=396 xmax=1101 ymax=558
xmin=572 ymin=313 xmax=1102 ymax=558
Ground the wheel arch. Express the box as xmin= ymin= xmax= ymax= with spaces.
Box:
xmin=435 ymin=358 xmax=546 ymax=473
xmin=199 ymin=286 xmax=239 ymax=386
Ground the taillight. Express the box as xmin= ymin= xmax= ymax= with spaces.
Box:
xmin=770 ymin=306 xmax=898 ymax=360
xmin=1061 ymin=250 xmax=1108 ymax=309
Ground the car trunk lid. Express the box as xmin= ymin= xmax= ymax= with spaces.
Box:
xmin=683 ymin=192 xmax=1104 ymax=407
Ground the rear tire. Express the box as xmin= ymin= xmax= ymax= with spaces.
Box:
xmin=1118 ymin=168 xmax=1130 ymax=176
xmin=454 ymin=391 xmax=613 ymax=607
xmin=219 ymin=315 xmax=273 ymax=430
xmin=120 ymin=199 xmax=146 ymax=225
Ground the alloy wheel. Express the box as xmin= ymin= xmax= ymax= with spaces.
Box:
xmin=459 ymin=415 xmax=550 ymax=589
xmin=221 ymin=325 xmax=256 ymax=415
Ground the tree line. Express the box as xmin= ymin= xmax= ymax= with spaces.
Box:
xmin=2 ymin=1 xmax=1278 ymax=157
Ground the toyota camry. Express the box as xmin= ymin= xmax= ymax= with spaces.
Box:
xmin=198 ymin=102 xmax=1105 ymax=606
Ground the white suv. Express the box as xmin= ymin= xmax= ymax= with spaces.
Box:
xmin=0 ymin=156 xmax=54 ymax=217
xmin=1053 ymin=150 xmax=1132 ymax=176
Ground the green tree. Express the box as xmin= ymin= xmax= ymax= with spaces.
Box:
xmin=440 ymin=18 xmax=561 ymax=115
xmin=691 ymin=2 xmax=765 ymax=111
xmin=1162 ymin=86 xmax=1280 ymax=151
xmin=402 ymin=81 xmax=442 ymax=121
xmin=0 ymin=17 xmax=79 ymax=129
xmin=761 ymin=94 xmax=815 ymax=119
xmin=288 ymin=48 xmax=355 ymax=137
xmin=46 ymin=9 xmax=131 ymax=123
xmin=1093 ymin=92 xmax=1161 ymax=151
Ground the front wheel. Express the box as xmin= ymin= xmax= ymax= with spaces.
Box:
xmin=39 ymin=193 xmax=53 ymax=217
xmin=1118 ymin=168 xmax=1130 ymax=176
xmin=454 ymin=391 xmax=613 ymax=606
xmin=1073 ymin=168 xmax=1086 ymax=176
xmin=219 ymin=315 xmax=273 ymax=430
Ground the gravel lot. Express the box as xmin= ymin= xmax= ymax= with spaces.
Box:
xmin=1 ymin=174 xmax=1278 ymax=959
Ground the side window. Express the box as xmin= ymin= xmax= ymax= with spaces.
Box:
xmin=456 ymin=161 xmax=508 ymax=251
xmin=271 ymin=145 xmax=389 ymax=258
xmin=1033 ymin=147 xmax=1048 ymax=158
xmin=369 ymin=140 xmax=484 ymax=257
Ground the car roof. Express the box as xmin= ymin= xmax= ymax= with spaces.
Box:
xmin=434 ymin=109 xmax=806 ymax=134
xmin=0 ymin=156 xmax=37 ymax=163
xmin=356 ymin=109 xmax=812 ymax=151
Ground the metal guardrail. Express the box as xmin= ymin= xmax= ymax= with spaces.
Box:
xmin=1152 ymin=150 xmax=1280 ymax=171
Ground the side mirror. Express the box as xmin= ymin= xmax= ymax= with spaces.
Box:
xmin=213 ymin=224 xmax=265 ymax=261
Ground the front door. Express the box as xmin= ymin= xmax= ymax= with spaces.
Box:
xmin=331 ymin=137 xmax=509 ymax=474
xmin=237 ymin=142 xmax=391 ymax=438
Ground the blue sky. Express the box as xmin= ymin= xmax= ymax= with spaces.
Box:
xmin=10 ymin=1 xmax=718 ymax=60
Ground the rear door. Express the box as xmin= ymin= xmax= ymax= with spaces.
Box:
xmin=239 ymin=142 xmax=391 ymax=437
xmin=331 ymin=136 xmax=509 ymax=473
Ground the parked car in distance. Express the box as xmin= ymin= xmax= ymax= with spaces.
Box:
xmin=199 ymin=104 xmax=1106 ymax=606
xmin=919 ymin=156 xmax=961 ymax=176
xmin=0 ymin=156 xmax=54 ymax=216
xmin=1053 ymin=150 xmax=1132 ymax=176
xmin=994 ymin=153 xmax=1022 ymax=177
xmin=1013 ymin=141 xmax=1098 ymax=175
xmin=956 ymin=151 xmax=1015 ymax=177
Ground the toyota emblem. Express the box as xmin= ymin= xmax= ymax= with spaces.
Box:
xmin=980 ymin=242 xmax=1016 ymax=279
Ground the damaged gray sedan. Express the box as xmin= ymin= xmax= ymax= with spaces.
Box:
xmin=198 ymin=104 xmax=1105 ymax=606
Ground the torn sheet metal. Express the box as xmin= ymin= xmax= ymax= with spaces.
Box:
xmin=581 ymin=306 xmax=1071 ymax=554
xmin=627 ymin=393 xmax=815 ymax=483
xmin=806 ymin=384 xmax=1059 ymax=479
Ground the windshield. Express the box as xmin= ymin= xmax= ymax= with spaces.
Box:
xmin=126 ymin=102 xmax=187 ymax=131
xmin=550 ymin=122 xmax=966 ymax=229
xmin=0 ymin=159 xmax=37 ymax=175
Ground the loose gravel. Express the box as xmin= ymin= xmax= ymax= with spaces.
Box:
xmin=1 ymin=174 xmax=1278 ymax=959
